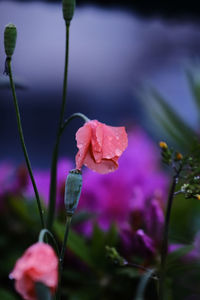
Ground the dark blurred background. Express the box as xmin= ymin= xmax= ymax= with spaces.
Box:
xmin=9 ymin=0 xmax=200 ymax=18
xmin=0 ymin=0 xmax=200 ymax=167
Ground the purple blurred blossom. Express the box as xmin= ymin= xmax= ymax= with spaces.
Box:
xmin=24 ymin=158 xmax=72 ymax=207
xmin=0 ymin=162 xmax=16 ymax=200
xmin=78 ymin=128 xmax=169 ymax=244
xmin=0 ymin=128 xmax=168 ymax=259
xmin=135 ymin=229 xmax=156 ymax=257
xmin=0 ymin=162 xmax=29 ymax=205
xmin=145 ymin=198 xmax=165 ymax=246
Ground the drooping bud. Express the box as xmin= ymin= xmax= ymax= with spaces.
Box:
xmin=64 ymin=169 xmax=82 ymax=216
xmin=4 ymin=24 xmax=17 ymax=58
xmin=62 ymin=0 xmax=76 ymax=24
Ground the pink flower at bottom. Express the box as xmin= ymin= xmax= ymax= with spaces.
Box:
xmin=9 ymin=242 xmax=58 ymax=300
xmin=75 ymin=120 xmax=128 ymax=174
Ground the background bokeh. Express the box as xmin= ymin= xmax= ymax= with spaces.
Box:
xmin=0 ymin=0 xmax=200 ymax=167
xmin=2 ymin=2 xmax=200 ymax=300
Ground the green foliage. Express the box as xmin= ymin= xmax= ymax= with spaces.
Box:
xmin=54 ymin=221 xmax=94 ymax=268
xmin=0 ymin=288 xmax=17 ymax=300
xmin=150 ymin=88 xmax=197 ymax=151
xmin=166 ymin=245 xmax=194 ymax=270
xmin=186 ymin=69 xmax=200 ymax=112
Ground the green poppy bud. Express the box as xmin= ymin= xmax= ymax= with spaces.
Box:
xmin=4 ymin=23 xmax=17 ymax=58
xmin=64 ymin=169 xmax=82 ymax=216
xmin=62 ymin=0 xmax=76 ymax=24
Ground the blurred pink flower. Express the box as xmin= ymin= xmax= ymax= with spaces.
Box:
xmin=75 ymin=120 xmax=128 ymax=174
xmin=10 ymin=242 xmax=58 ymax=300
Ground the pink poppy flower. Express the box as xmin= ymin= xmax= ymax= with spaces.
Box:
xmin=9 ymin=242 xmax=58 ymax=300
xmin=75 ymin=120 xmax=128 ymax=174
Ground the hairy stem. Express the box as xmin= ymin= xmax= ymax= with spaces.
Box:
xmin=47 ymin=23 xmax=70 ymax=230
xmin=57 ymin=215 xmax=72 ymax=299
xmin=158 ymin=171 xmax=180 ymax=300
xmin=7 ymin=58 xmax=45 ymax=228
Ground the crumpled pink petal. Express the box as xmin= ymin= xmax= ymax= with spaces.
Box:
xmin=75 ymin=122 xmax=92 ymax=170
xmin=75 ymin=120 xmax=128 ymax=174
xmin=10 ymin=242 xmax=58 ymax=300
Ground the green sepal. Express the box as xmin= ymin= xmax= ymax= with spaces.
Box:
xmin=35 ymin=282 xmax=52 ymax=300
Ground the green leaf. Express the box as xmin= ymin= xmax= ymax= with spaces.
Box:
xmin=91 ymin=224 xmax=105 ymax=254
xmin=35 ymin=282 xmax=52 ymax=300
xmin=105 ymin=223 xmax=118 ymax=246
xmin=151 ymin=88 xmax=196 ymax=149
xmin=0 ymin=288 xmax=17 ymax=300
xmin=186 ymin=69 xmax=200 ymax=111
xmin=155 ymin=113 xmax=190 ymax=150
xmin=71 ymin=211 xmax=95 ymax=225
xmin=166 ymin=245 xmax=193 ymax=270
xmin=116 ymin=267 xmax=139 ymax=279
xmin=54 ymin=221 xmax=93 ymax=268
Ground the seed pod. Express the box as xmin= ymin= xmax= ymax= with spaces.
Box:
xmin=62 ymin=0 xmax=76 ymax=24
xmin=64 ymin=169 xmax=82 ymax=215
xmin=4 ymin=24 xmax=17 ymax=58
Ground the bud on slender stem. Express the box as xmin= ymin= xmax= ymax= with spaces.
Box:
xmin=62 ymin=0 xmax=76 ymax=25
xmin=4 ymin=23 xmax=17 ymax=58
xmin=64 ymin=169 xmax=82 ymax=216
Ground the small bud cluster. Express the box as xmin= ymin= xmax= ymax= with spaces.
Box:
xmin=159 ymin=141 xmax=200 ymax=201
xmin=179 ymin=155 xmax=200 ymax=199
xmin=159 ymin=141 xmax=183 ymax=166
xmin=105 ymin=246 xmax=127 ymax=267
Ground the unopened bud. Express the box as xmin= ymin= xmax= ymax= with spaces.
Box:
xmin=62 ymin=0 xmax=76 ymax=24
xmin=4 ymin=24 xmax=17 ymax=58
xmin=159 ymin=141 xmax=168 ymax=150
xmin=175 ymin=152 xmax=183 ymax=161
xmin=64 ymin=169 xmax=82 ymax=216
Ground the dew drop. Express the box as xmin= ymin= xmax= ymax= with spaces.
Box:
xmin=115 ymin=149 xmax=121 ymax=156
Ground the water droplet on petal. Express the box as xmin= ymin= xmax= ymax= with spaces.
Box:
xmin=115 ymin=149 xmax=122 ymax=156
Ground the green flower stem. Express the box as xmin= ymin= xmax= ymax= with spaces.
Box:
xmin=7 ymin=58 xmax=45 ymax=229
xmin=135 ymin=268 xmax=156 ymax=300
xmin=47 ymin=111 xmax=89 ymax=231
xmin=47 ymin=22 xmax=70 ymax=231
xmin=60 ymin=112 xmax=90 ymax=133
xmin=127 ymin=263 xmax=158 ymax=279
xmin=57 ymin=215 xmax=72 ymax=300
xmin=158 ymin=170 xmax=180 ymax=300
xmin=38 ymin=229 xmax=60 ymax=256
